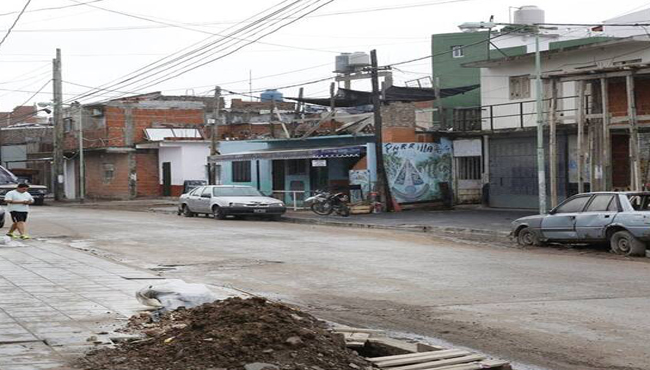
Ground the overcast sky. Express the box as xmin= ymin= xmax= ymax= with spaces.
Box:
xmin=0 ymin=0 xmax=648 ymax=111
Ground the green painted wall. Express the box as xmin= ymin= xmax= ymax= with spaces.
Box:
xmin=431 ymin=32 xmax=525 ymax=125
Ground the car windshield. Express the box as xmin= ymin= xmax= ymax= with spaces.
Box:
xmin=213 ymin=187 xmax=263 ymax=197
xmin=0 ymin=166 xmax=18 ymax=185
xmin=627 ymin=194 xmax=650 ymax=211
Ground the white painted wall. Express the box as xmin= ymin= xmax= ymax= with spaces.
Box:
xmin=480 ymin=39 xmax=650 ymax=130
xmin=158 ymin=142 xmax=210 ymax=186
xmin=64 ymin=159 xmax=76 ymax=200
xmin=180 ymin=143 xmax=210 ymax=183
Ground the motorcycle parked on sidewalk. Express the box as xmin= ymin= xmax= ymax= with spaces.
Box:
xmin=305 ymin=191 xmax=350 ymax=217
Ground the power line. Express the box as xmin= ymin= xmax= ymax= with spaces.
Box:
xmin=77 ymin=0 xmax=335 ymax=104
xmin=118 ymin=1 xmax=335 ymax=97
xmin=8 ymin=0 xmax=474 ymax=33
xmin=0 ymin=0 xmax=32 ymax=52
xmin=0 ymin=0 xmax=103 ymax=17
xmin=69 ymin=0 xmax=339 ymax=54
xmin=13 ymin=79 xmax=51 ymax=108
xmin=65 ymin=0 xmax=308 ymax=103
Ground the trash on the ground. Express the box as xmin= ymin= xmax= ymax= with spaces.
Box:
xmin=78 ymin=297 xmax=371 ymax=370
xmin=135 ymin=279 xmax=218 ymax=310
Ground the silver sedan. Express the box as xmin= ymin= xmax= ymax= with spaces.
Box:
xmin=178 ymin=185 xmax=286 ymax=221
xmin=511 ymin=192 xmax=650 ymax=257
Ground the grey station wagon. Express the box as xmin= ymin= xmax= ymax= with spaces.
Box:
xmin=511 ymin=192 xmax=650 ymax=257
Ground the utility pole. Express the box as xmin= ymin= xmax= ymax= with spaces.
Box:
xmin=534 ymin=30 xmax=547 ymax=214
xmin=370 ymin=50 xmax=392 ymax=212
xmin=52 ymin=48 xmax=64 ymax=201
xmin=210 ymin=86 xmax=221 ymax=185
xmin=549 ymin=78 xmax=558 ymax=208
xmin=76 ymin=103 xmax=85 ymax=202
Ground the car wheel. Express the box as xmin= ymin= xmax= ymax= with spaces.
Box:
xmin=182 ymin=205 xmax=195 ymax=218
xmin=212 ymin=206 xmax=226 ymax=220
xmin=517 ymin=227 xmax=543 ymax=247
xmin=610 ymin=230 xmax=646 ymax=257
xmin=34 ymin=198 xmax=44 ymax=206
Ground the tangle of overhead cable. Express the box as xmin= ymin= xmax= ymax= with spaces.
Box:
xmin=64 ymin=0 xmax=313 ymax=104
xmin=89 ymin=0 xmax=335 ymax=103
xmin=115 ymin=0 xmax=335 ymax=97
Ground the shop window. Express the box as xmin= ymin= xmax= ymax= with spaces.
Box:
xmin=509 ymin=75 xmax=531 ymax=100
xmin=232 ymin=161 xmax=251 ymax=182
xmin=287 ymin=159 xmax=307 ymax=175
xmin=457 ymin=156 xmax=481 ymax=180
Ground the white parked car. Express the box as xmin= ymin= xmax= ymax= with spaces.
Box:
xmin=178 ymin=185 xmax=286 ymax=220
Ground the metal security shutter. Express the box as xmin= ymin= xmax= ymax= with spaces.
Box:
xmin=489 ymin=135 xmax=568 ymax=209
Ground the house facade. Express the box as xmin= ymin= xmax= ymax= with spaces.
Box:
xmin=468 ymin=35 xmax=650 ymax=209
xmin=63 ymin=93 xmax=209 ymax=200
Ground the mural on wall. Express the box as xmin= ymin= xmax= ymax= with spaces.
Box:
xmin=349 ymin=169 xmax=371 ymax=203
xmin=383 ymin=141 xmax=452 ymax=203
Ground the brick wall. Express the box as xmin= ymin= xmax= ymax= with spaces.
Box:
xmin=230 ymin=98 xmax=295 ymax=111
xmin=381 ymin=102 xmax=416 ymax=128
xmin=63 ymin=105 xmax=205 ymax=150
xmin=607 ymin=78 xmax=650 ymax=119
xmin=136 ymin=149 xmax=160 ymax=197
xmin=382 ymin=127 xmax=417 ymax=142
xmin=84 ymin=152 xmax=130 ymax=199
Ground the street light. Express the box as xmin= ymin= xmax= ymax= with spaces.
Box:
xmin=458 ymin=21 xmax=547 ymax=214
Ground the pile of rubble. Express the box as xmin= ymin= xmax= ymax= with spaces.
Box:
xmin=78 ymin=297 xmax=370 ymax=370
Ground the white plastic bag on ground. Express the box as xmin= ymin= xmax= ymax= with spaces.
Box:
xmin=136 ymin=279 xmax=219 ymax=311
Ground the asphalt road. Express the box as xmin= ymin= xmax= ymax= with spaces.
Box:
xmin=26 ymin=206 xmax=650 ymax=370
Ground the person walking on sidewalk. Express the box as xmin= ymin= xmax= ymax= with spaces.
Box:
xmin=5 ymin=183 xmax=34 ymax=240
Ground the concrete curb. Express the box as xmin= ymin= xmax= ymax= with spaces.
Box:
xmin=281 ymin=216 xmax=511 ymax=239
xmin=149 ymin=207 xmax=510 ymax=239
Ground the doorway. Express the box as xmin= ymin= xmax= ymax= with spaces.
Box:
xmin=162 ymin=162 xmax=172 ymax=196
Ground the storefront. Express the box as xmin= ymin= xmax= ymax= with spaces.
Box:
xmin=210 ymin=135 xmax=377 ymax=206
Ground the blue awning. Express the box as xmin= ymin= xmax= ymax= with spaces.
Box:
xmin=209 ymin=145 xmax=366 ymax=162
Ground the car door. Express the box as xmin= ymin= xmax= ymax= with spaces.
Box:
xmin=196 ymin=186 xmax=213 ymax=213
xmin=541 ymin=195 xmax=592 ymax=240
xmin=575 ymin=194 xmax=619 ymax=240
xmin=185 ymin=187 xmax=202 ymax=212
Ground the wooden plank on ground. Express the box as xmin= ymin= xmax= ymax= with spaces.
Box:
xmin=424 ymin=359 xmax=510 ymax=370
xmin=367 ymin=337 xmax=421 ymax=355
xmin=343 ymin=332 xmax=369 ymax=348
xmin=332 ymin=327 xmax=386 ymax=336
xmin=374 ymin=350 xmax=470 ymax=368
xmin=368 ymin=350 xmax=455 ymax=363
xmin=386 ymin=354 xmax=487 ymax=370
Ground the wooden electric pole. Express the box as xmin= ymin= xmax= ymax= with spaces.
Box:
xmin=370 ymin=50 xmax=392 ymax=212
xmin=52 ymin=48 xmax=64 ymax=201
xmin=210 ymin=86 xmax=222 ymax=185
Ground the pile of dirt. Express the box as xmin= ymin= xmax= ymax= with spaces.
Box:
xmin=78 ymin=297 xmax=371 ymax=370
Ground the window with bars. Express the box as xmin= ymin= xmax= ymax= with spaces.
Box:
xmin=457 ymin=156 xmax=481 ymax=180
xmin=509 ymin=75 xmax=531 ymax=100
xmin=232 ymin=161 xmax=251 ymax=182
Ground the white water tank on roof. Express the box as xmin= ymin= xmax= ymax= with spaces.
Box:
xmin=335 ymin=53 xmax=351 ymax=73
xmin=349 ymin=52 xmax=371 ymax=68
xmin=513 ymin=5 xmax=545 ymax=25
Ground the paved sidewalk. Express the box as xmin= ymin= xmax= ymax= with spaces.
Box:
xmin=282 ymin=207 xmax=535 ymax=237
xmin=0 ymin=237 xmax=226 ymax=370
